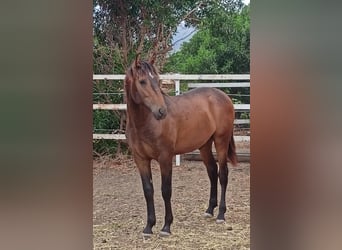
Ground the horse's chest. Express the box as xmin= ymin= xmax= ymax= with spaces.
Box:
xmin=126 ymin=126 xmax=163 ymax=158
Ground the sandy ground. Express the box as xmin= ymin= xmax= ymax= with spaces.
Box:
xmin=93 ymin=155 xmax=250 ymax=250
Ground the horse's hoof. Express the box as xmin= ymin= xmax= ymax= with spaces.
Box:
xmin=216 ymin=219 xmax=225 ymax=224
xmin=159 ymin=231 xmax=171 ymax=237
xmin=142 ymin=232 xmax=153 ymax=238
xmin=203 ymin=212 xmax=213 ymax=218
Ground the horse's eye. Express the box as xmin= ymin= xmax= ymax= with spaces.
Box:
xmin=139 ymin=80 xmax=146 ymax=85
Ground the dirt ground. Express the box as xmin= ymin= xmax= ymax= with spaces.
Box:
xmin=93 ymin=156 xmax=250 ymax=250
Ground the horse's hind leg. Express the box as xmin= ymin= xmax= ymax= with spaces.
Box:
xmin=214 ymin=135 xmax=230 ymax=223
xmin=200 ymin=139 xmax=218 ymax=217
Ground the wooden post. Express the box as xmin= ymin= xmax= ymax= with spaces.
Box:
xmin=175 ymin=79 xmax=181 ymax=166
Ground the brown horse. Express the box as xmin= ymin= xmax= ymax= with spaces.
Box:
xmin=124 ymin=55 xmax=237 ymax=237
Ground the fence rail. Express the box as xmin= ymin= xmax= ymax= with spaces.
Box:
xmin=188 ymin=82 xmax=250 ymax=88
xmin=93 ymin=74 xmax=250 ymax=80
xmin=92 ymin=103 xmax=250 ymax=111
xmin=92 ymin=134 xmax=251 ymax=141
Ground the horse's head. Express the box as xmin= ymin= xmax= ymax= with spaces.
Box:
xmin=125 ymin=55 xmax=167 ymax=120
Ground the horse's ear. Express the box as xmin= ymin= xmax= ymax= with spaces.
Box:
xmin=134 ymin=53 xmax=141 ymax=68
xmin=149 ymin=53 xmax=156 ymax=65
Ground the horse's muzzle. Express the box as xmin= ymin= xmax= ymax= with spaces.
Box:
xmin=153 ymin=107 xmax=167 ymax=120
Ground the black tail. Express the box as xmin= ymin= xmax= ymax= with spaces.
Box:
xmin=228 ymin=133 xmax=238 ymax=166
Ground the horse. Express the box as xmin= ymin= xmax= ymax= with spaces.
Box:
xmin=124 ymin=55 xmax=237 ymax=237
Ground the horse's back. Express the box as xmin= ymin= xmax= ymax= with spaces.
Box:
xmin=174 ymin=87 xmax=234 ymax=120
xmin=169 ymin=87 xmax=235 ymax=154
xmin=179 ymin=87 xmax=232 ymax=104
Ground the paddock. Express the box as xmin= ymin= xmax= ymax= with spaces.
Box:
xmin=93 ymin=157 xmax=250 ymax=249
xmin=93 ymin=73 xmax=250 ymax=248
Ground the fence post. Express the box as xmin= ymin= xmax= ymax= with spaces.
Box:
xmin=175 ymin=79 xmax=181 ymax=166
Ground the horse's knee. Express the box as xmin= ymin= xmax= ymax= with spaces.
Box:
xmin=141 ymin=176 xmax=154 ymax=199
xmin=144 ymin=188 xmax=154 ymax=201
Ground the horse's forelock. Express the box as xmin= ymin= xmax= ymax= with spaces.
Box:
xmin=139 ymin=61 xmax=158 ymax=77
xmin=127 ymin=60 xmax=159 ymax=87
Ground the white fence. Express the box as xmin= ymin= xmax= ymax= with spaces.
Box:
xmin=93 ymin=74 xmax=250 ymax=164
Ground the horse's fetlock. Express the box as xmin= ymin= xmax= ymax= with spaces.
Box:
xmin=148 ymin=216 xmax=156 ymax=226
xmin=219 ymin=205 xmax=227 ymax=213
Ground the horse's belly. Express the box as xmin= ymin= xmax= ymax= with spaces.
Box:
xmin=174 ymin=137 xmax=209 ymax=154
xmin=174 ymin=120 xmax=214 ymax=154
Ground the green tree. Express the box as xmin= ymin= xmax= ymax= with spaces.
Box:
xmin=165 ymin=1 xmax=249 ymax=74
xmin=93 ymin=0 xmax=207 ymax=71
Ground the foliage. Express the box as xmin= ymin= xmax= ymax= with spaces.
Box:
xmin=93 ymin=79 xmax=127 ymax=157
xmin=164 ymin=2 xmax=249 ymax=74
xmin=93 ymin=0 xmax=206 ymax=70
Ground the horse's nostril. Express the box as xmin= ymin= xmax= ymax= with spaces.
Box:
xmin=159 ymin=108 xmax=165 ymax=115
xmin=153 ymin=107 xmax=167 ymax=120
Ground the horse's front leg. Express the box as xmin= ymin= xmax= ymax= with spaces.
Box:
xmin=135 ymin=157 xmax=156 ymax=237
xmin=158 ymin=155 xmax=173 ymax=236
